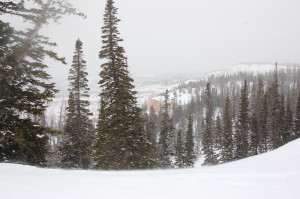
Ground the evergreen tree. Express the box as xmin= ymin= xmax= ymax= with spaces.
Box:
xmin=199 ymin=117 xmax=205 ymax=156
xmin=0 ymin=1 xmax=23 ymax=15
xmin=282 ymin=98 xmax=293 ymax=144
xmin=259 ymin=94 xmax=269 ymax=152
xmin=175 ymin=130 xmax=184 ymax=168
xmin=221 ymin=94 xmax=234 ymax=162
xmin=249 ymin=113 xmax=258 ymax=156
xmin=278 ymin=95 xmax=286 ymax=146
xmin=158 ymin=90 xmax=174 ymax=168
xmin=194 ymin=92 xmax=202 ymax=155
xmin=202 ymin=83 xmax=215 ymax=165
xmin=0 ymin=116 xmax=48 ymax=166
xmin=183 ymin=115 xmax=196 ymax=167
xmin=94 ymin=0 xmax=153 ymax=170
xmin=267 ymin=66 xmax=281 ymax=150
xmin=0 ymin=0 xmax=83 ymax=165
xmin=59 ymin=40 xmax=93 ymax=169
xmin=295 ymin=92 xmax=300 ymax=139
xmin=255 ymin=78 xmax=264 ymax=153
xmin=235 ymin=80 xmax=250 ymax=159
xmin=213 ymin=115 xmax=222 ymax=163
xmin=146 ymin=106 xmax=160 ymax=163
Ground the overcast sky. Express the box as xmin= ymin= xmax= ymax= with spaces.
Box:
xmin=15 ymin=0 xmax=300 ymax=82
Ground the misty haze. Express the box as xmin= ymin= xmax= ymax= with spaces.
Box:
xmin=1 ymin=1 xmax=300 ymax=199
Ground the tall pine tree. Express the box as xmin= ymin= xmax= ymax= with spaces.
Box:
xmin=282 ymin=98 xmax=293 ymax=144
xmin=202 ymin=83 xmax=215 ymax=165
xmin=94 ymin=0 xmax=153 ymax=170
xmin=249 ymin=113 xmax=258 ymax=156
xmin=235 ymin=80 xmax=250 ymax=159
xmin=278 ymin=95 xmax=286 ymax=146
xmin=146 ymin=106 xmax=160 ymax=164
xmin=213 ymin=115 xmax=222 ymax=163
xmin=59 ymin=40 xmax=93 ymax=169
xmin=183 ymin=115 xmax=196 ymax=167
xmin=267 ymin=65 xmax=281 ymax=150
xmin=255 ymin=78 xmax=264 ymax=153
xmin=259 ymin=94 xmax=269 ymax=152
xmin=159 ymin=90 xmax=174 ymax=168
xmin=175 ymin=130 xmax=184 ymax=168
xmin=221 ymin=94 xmax=234 ymax=162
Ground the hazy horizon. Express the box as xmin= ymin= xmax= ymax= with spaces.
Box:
xmin=4 ymin=0 xmax=300 ymax=84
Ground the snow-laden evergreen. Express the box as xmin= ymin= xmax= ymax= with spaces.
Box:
xmin=59 ymin=39 xmax=93 ymax=169
xmin=93 ymin=0 xmax=153 ymax=170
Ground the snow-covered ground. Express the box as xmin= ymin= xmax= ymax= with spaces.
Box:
xmin=1 ymin=139 xmax=300 ymax=199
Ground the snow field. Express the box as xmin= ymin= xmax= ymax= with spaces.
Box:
xmin=1 ymin=139 xmax=300 ymax=199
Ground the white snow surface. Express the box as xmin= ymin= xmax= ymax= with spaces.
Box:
xmin=1 ymin=139 xmax=300 ymax=199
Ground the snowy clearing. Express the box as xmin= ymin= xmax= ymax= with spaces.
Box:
xmin=1 ymin=139 xmax=300 ymax=199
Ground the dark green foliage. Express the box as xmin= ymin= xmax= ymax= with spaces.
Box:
xmin=172 ymin=65 xmax=299 ymax=165
xmin=254 ymin=78 xmax=264 ymax=154
xmin=267 ymin=67 xmax=281 ymax=150
xmin=249 ymin=113 xmax=258 ymax=156
xmin=183 ymin=115 xmax=196 ymax=167
xmin=0 ymin=113 xmax=48 ymax=166
xmin=94 ymin=0 xmax=153 ymax=170
xmin=59 ymin=40 xmax=93 ymax=169
xmin=259 ymin=94 xmax=269 ymax=152
xmin=0 ymin=0 xmax=84 ymax=114
xmin=202 ymin=83 xmax=216 ymax=165
xmin=278 ymin=95 xmax=286 ymax=146
xmin=175 ymin=130 xmax=184 ymax=168
xmin=0 ymin=0 xmax=23 ymax=15
xmin=282 ymin=99 xmax=293 ymax=143
xmin=235 ymin=80 xmax=250 ymax=159
xmin=213 ymin=115 xmax=222 ymax=163
xmin=159 ymin=90 xmax=174 ymax=168
xmin=146 ymin=106 xmax=160 ymax=164
xmin=221 ymin=94 xmax=233 ymax=162
xmin=0 ymin=18 xmax=50 ymax=166
xmin=0 ymin=0 xmax=84 ymax=165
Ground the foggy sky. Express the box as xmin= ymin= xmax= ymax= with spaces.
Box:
xmin=18 ymin=0 xmax=300 ymax=82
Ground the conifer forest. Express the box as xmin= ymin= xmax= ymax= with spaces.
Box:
xmin=1 ymin=1 xmax=300 ymax=198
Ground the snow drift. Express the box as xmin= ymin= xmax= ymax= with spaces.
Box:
xmin=1 ymin=139 xmax=300 ymax=199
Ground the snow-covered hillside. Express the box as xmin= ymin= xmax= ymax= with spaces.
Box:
xmin=1 ymin=139 xmax=300 ymax=199
xmin=45 ymin=63 xmax=299 ymax=128
xmin=45 ymin=73 xmax=188 ymax=127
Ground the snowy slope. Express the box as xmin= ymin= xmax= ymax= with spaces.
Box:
xmin=45 ymin=63 xmax=299 ymax=126
xmin=1 ymin=139 xmax=300 ymax=199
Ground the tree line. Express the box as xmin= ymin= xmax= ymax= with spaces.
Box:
xmin=200 ymin=66 xmax=300 ymax=165
xmin=165 ymin=64 xmax=300 ymax=165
